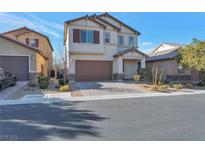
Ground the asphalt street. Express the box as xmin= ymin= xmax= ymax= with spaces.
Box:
xmin=0 ymin=94 xmax=205 ymax=140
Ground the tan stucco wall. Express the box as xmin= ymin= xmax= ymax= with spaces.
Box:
xmin=17 ymin=32 xmax=53 ymax=73
xmin=0 ymin=37 xmax=36 ymax=72
xmin=36 ymin=52 xmax=48 ymax=76
xmin=0 ymin=37 xmax=48 ymax=76
xmin=146 ymin=59 xmax=191 ymax=80
xmin=4 ymin=30 xmax=53 ymax=75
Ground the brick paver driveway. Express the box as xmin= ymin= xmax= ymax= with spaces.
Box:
xmin=76 ymin=81 xmax=145 ymax=96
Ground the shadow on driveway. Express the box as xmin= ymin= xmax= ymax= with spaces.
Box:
xmin=0 ymin=102 xmax=107 ymax=141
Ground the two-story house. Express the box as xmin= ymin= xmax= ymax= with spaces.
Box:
xmin=0 ymin=27 xmax=53 ymax=80
xmin=64 ymin=13 xmax=147 ymax=81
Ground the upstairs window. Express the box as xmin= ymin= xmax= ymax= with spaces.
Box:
xmin=118 ymin=35 xmax=124 ymax=46
xmin=26 ymin=38 xmax=39 ymax=47
xmin=104 ymin=32 xmax=110 ymax=43
xmin=80 ymin=30 xmax=86 ymax=43
xmin=73 ymin=29 xmax=99 ymax=44
xmin=129 ymin=36 xmax=134 ymax=47
xmin=87 ymin=30 xmax=94 ymax=43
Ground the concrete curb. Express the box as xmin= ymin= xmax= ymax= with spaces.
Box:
xmin=0 ymin=89 xmax=205 ymax=105
xmin=66 ymin=90 xmax=205 ymax=102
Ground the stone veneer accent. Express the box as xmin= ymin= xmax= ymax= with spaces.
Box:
xmin=113 ymin=74 xmax=124 ymax=80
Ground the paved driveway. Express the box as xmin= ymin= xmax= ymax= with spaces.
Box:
xmin=1 ymin=94 xmax=205 ymax=140
xmin=76 ymin=81 xmax=145 ymax=96
xmin=0 ymin=81 xmax=27 ymax=100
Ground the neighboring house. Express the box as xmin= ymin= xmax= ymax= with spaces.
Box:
xmin=0 ymin=27 xmax=53 ymax=80
xmin=146 ymin=42 xmax=202 ymax=81
xmin=64 ymin=13 xmax=147 ymax=81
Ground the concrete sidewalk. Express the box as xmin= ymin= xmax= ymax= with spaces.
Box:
xmin=0 ymin=89 xmax=205 ymax=106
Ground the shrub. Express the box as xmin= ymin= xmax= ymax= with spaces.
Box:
xmin=159 ymin=84 xmax=169 ymax=91
xmin=173 ymin=84 xmax=183 ymax=90
xmin=58 ymin=78 xmax=65 ymax=86
xmin=27 ymin=80 xmax=38 ymax=87
xmin=38 ymin=75 xmax=49 ymax=89
xmin=133 ymin=75 xmax=141 ymax=81
xmin=196 ymin=81 xmax=205 ymax=87
xmin=59 ymin=85 xmax=69 ymax=92
xmin=151 ymin=85 xmax=160 ymax=91
xmin=185 ymin=83 xmax=193 ymax=89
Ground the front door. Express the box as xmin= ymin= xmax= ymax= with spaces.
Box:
xmin=123 ymin=59 xmax=137 ymax=80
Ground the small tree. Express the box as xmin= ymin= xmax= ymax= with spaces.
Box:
xmin=53 ymin=44 xmax=68 ymax=83
xmin=152 ymin=62 xmax=164 ymax=85
xmin=180 ymin=38 xmax=205 ymax=71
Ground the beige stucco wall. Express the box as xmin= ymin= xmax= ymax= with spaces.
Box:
xmin=66 ymin=16 xmax=142 ymax=77
xmin=146 ymin=59 xmax=191 ymax=80
xmin=0 ymin=37 xmax=36 ymax=72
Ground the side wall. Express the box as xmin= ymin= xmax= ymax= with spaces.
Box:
xmin=146 ymin=59 xmax=191 ymax=81
xmin=0 ymin=37 xmax=48 ymax=79
xmin=17 ymin=32 xmax=53 ymax=75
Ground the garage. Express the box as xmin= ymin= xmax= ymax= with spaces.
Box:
xmin=0 ymin=56 xmax=29 ymax=81
xmin=76 ymin=60 xmax=112 ymax=81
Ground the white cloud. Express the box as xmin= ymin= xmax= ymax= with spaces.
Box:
xmin=141 ymin=41 xmax=153 ymax=47
xmin=0 ymin=12 xmax=62 ymax=38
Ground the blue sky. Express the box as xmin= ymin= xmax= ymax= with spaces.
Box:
xmin=1 ymin=12 xmax=205 ymax=54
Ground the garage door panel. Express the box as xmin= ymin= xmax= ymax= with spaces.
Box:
xmin=0 ymin=56 xmax=29 ymax=81
xmin=76 ymin=60 xmax=112 ymax=81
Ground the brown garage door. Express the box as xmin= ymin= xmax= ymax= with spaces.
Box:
xmin=76 ymin=60 xmax=112 ymax=81
xmin=0 ymin=56 xmax=29 ymax=81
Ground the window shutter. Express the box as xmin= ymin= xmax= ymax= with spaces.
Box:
xmin=35 ymin=39 xmax=39 ymax=47
xmin=73 ymin=29 xmax=80 ymax=43
xmin=26 ymin=38 xmax=29 ymax=45
xmin=94 ymin=31 xmax=99 ymax=44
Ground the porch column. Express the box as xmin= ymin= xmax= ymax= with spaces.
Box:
xmin=140 ymin=57 xmax=146 ymax=69
xmin=113 ymin=56 xmax=124 ymax=80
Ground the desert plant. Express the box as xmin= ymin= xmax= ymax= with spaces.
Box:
xmin=152 ymin=62 xmax=164 ymax=86
xmin=59 ymin=85 xmax=69 ymax=92
xmin=38 ymin=75 xmax=49 ymax=89
xmin=151 ymin=85 xmax=160 ymax=91
xmin=133 ymin=75 xmax=141 ymax=81
xmin=172 ymin=84 xmax=183 ymax=90
xmin=185 ymin=83 xmax=193 ymax=89
xmin=27 ymin=80 xmax=38 ymax=87
xmin=159 ymin=84 xmax=169 ymax=91
xmin=58 ymin=78 xmax=65 ymax=86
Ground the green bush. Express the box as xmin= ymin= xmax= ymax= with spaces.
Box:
xmin=58 ymin=79 xmax=65 ymax=86
xmin=38 ymin=75 xmax=49 ymax=89
xmin=27 ymin=80 xmax=38 ymax=87
xmin=173 ymin=84 xmax=183 ymax=90
xmin=133 ymin=75 xmax=141 ymax=81
xmin=59 ymin=85 xmax=69 ymax=92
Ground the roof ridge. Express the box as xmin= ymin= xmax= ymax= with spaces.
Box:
xmin=2 ymin=26 xmax=30 ymax=35
xmin=98 ymin=13 xmax=141 ymax=35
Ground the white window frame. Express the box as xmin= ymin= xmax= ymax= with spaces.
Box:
xmin=129 ymin=36 xmax=134 ymax=47
xmin=104 ymin=32 xmax=110 ymax=44
xmin=118 ymin=35 xmax=124 ymax=46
